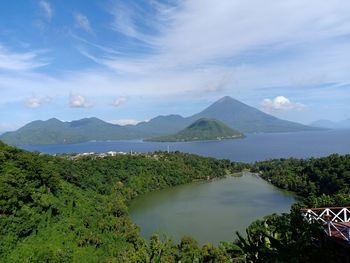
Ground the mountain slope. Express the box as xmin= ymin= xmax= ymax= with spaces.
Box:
xmin=147 ymin=118 xmax=244 ymax=142
xmin=309 ymin=118 xmax=350 ymax=129
xmin=0 ymin=118 xmax=143 ymax=145
xmin=130 ymin=96 xmax=319 ymax=135
xmin=309 ymin=119 xmax=337 ymax=128
xmin=187 ymin=96 xmax=318 ymax=133
xmin=127 ymin=114 xmax=187 ymax=135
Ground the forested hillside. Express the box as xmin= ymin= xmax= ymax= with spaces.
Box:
xmin=1 ymin=140 xmax=350 ymax=262
xmin=0 ymin=141 xmax=246 ymax=262
xmin=230 ymin=154 xmax=350 ymax=262
xmin=252 ymin=154 xmax=350 ymax=207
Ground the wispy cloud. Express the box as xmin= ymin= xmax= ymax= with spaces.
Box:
xmin=2 ymin=0 xmax=350 ymax=125
xmin=76 ymin=0 xmax=350 ymax=100
xmin=111 ymin=96 xmax=128 ymax=107
xmin=71 ymin=34 xmax=122 ymax=55
xmin=0 ymin=44 xmax=48 ymax=71
xmin=39 ymin=0 xmax=53 ymax=21
xmin=261 ymin=96 xmax=305 ymax=112
xmin=69 ymin=93 xmax=93 ymax=108
xmin=92 ymin=1 xmax=350 ymax=72
xmin=74 ymin=12 xmax=93 ymax=34
xmin=109 ymin=1 xmax=164 ymax=45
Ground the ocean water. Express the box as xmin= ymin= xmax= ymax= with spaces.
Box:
xmin=20 ymin=129 xmax=350 ymax=162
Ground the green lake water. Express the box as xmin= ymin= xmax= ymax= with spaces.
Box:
xmin=129 ymin=173 xmax=296 ymax=245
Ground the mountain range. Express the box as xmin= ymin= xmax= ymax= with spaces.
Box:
xmin=0 ymin=96 xmax=320 ymax=145
xmin=146 ymin=118 xmax=245 ymax=142
xmin=309 ymin=119 xmax=350 ymax=129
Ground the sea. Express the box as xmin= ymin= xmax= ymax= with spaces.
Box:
xmin=20 ymin=129 xmax=350 ymax=162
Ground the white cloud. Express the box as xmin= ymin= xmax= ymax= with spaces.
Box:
xmin=2 ymin=0 xmax=350 ymax=118
xmin=0 ymin=45 xmax=48 ymax=71
xmin=109 ymin=119 xmax=141 ymax=126
xmin=95 ymin=0 xmax=350 ymax=74
xmin=69 ymin=93 xmax=93 ymax=108
xmin=74 ymin=13 xmax=93 ymax=33
xmin=111 ymin=96 xmax=128 ymax=107
xmin=71 ymin=0 xmax=350 ymax=104
xmin=261 ymin=96 xmax=305 ymax=111
xmin=39 ymin=0 xmax=53 ymax=21
xmin=25 ymin=96 xmax=51 ymax=108
xmin=110 ymin=1 xmax=159 ymax=44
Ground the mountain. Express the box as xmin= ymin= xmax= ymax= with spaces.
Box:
xmin=130 ymin=96 xmax=319 ymax=135
xmin=309 ymin=119 xmax=337 ymax=128
xmin=146 ymin=118 xmax=244 ymax=142
xmin=0 ymin=96 xmax=321 ymax=145
xmin=309 ymin=118 xmax=350 ymax=129
xmin=0 ymin=117 xmax=145 ymax=145
xmin=186 ymin=96 xmax=319 ymax=133
xmin=126 ymin=114 xmax=187 ymax=136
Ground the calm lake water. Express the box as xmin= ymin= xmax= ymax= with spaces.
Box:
xmin=129 ymin=173 xmax=296 ymax=245
xmin=20 ymin=129 xmax=350 ymax=162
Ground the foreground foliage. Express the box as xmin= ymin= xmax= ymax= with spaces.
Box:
xmin=0 ymin=141 xmax=245 ymax=262
xmin=1 ymin=140 xmax=350 ymax=262
xmin=252 ymin=154 xmax=350 ymax=207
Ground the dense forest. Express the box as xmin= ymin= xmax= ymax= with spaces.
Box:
xmin=0 ymin=141 xmax=247 ymax=262
xmin=233 ymin=154 xmax=350 ymax=262
xmin=252 ymin=154 xmax=350 ymax=207
xmin=1 ymin=140 xmax=350 ymax=262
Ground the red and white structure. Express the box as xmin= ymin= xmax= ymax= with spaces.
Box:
xmin=302 ymin=206 xmax=350 ymax=243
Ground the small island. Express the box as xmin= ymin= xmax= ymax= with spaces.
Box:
xmin=146 ymin=118 xmax=245 ymax=142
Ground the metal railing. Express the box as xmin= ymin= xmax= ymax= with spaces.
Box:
xmin=301 ymin=207 xmax=350 ymax=243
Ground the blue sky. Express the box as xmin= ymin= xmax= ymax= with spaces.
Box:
xmin=1 ymin=0 xmax=350 ymax=132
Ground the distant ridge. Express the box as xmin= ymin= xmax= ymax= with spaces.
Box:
xmin=0 ymin=117 xmax=147 ymax=145
xmin=309 ymin=119 xmax=350 ymax=129
xmin=0 ymin=96 xmax=321 ymax=145
xmin=126 ymin=114 xmax=186 ymax=135
xmin=146 ymin=118 xmax=244 ymax=142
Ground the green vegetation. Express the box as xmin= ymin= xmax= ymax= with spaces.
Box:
xmin=252 ymin=154 xmax=350 ymax=207
xmin=1 ymin=139 xmax=349 ymax=262
xmin=144 ymin=154 xmax=350 ymax=262
xmin=232 ymin=154 xmax=350 ymax=262
xmin=146 ymin=118 xmax=244 ymax=142
xmin=0 ymin=141 xmax=247 ymax=262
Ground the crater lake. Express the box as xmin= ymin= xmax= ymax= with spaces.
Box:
xmin=129 ymin=172 xmax=296 ymax=245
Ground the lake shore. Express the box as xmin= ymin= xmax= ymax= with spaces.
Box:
xmin=129 ymin=172 xmax=296 ymax=245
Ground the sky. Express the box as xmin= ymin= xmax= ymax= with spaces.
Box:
xmin=1 ymin=0 xmax=350 ymax=132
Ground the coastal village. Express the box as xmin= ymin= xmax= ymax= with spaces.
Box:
xmin=66 ymin=151 xmax=139 ymax=159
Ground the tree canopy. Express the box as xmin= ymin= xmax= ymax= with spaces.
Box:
xmin=1 ymin=141 xmax=349 ymax=262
